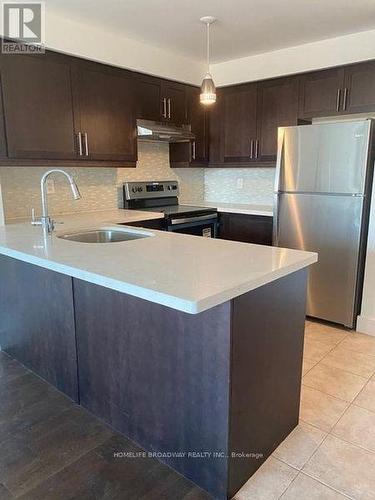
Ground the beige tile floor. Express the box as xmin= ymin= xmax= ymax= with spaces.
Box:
xmin=234 ymin=320 xmax=375 ymax=500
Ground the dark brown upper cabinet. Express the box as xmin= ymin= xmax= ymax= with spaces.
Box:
xmin=136 ymin=74 xmax=187 ymax=125
xmin=160 ymin=81 xmax=186 ymax=125
xmin=136 ymin=74 xmax=163 ymax=122
xmin=188 ymin=86 xmax=208 ymax=165
xmin=222 ymin=83 xmax=258 ymax=163
xmin=169 ymin=86 xmax=208 ymax=168
xmin=1 ymin=52 xmax=77 ymax=160
xmin=343 ymin=61 xmax=375 ymax=114
xmin=256 ymin=77 xmax=299 ymax=162
xmin=71 ymin=61 xmax=137 ymax=162
xmin=299 ymin=67 xmax=345 ymax=118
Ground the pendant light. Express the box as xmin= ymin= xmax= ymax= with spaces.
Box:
xmin=200 ymin=16 xmax=216 ymax=105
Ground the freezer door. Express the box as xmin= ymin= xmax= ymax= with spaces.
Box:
xmin=276 ymin=121 xmax=371 ymax=195
xmin=274 ymin=193 xmax=364 ymax=327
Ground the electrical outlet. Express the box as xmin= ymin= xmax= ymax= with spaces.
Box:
xmin=46 ymin=178 xmax=55 ymax=194
xmin=236 ymin=178 xmax=244 ymax=189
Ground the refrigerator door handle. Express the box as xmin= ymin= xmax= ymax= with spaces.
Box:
xmin=272 ymin=193 xmax=280 ymax=246
xmin=274 ymin=127 xmax=285 ymax=194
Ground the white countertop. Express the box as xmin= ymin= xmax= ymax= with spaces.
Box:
xmin=0 ymin=210 xmax=316 ymax=314
xmin=182 ymin=201 xmax=273 ymax=217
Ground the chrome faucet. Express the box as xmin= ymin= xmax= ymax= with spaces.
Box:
xmin=32 ymin=169 xmax=81 ymax=236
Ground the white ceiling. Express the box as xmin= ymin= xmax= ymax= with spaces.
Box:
xmin=47 ymin=0 xmax=375 ymax=63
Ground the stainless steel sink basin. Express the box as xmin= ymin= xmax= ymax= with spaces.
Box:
xmin=57 ymin=229 xmax=151 ymax=243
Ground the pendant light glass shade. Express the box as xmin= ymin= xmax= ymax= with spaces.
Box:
xmin=200 ymin=72 xmax=216 ymax=105
xmin=200 ymin=17 xmax=216 ymax=106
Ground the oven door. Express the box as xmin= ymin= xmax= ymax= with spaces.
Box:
xmin=168 ymin=214 xmax=218 ymax=238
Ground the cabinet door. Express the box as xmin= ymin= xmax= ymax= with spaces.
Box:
xmin=1 ymin=52 xmax=77 ymax=159
xmin=72 ymin=63 xmax=137 ymax=162
xmin=344 ymin=61 xmax=375 ymax=114
xmin=188 ymin=87 xmax=208 ymax=165
xmin=299 ymin=68 xmax=345 ymax=118
xmin=219 ymin=213 xmax=273 ymax=245
xmin=257 ymin=77 xmax=299 ymax=162
xmin=161 ymin=81 xmax=187 ymax=125
xmin=136 ymin=74 xmax=162 ymax=121
xmin=222 ymin=84 xmax=258 ymax=163
xmin=207 ymin=88 xmax=223 ymax=164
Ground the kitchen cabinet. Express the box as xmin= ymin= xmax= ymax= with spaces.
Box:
xmin=343 ymin=61 xmax=375 ymax=113
xmin=298 ymin=68 xmax=345 ymax=118
xmin=136 ymin=73 xmax=163 ymax=122
xmin=1 ymin=52 xmax=77 ymax=160
xmin=257 ymin=77 xmax=299 ymax=161
xmin=169 ymin=86 xmax=208 ymax=167
xmin=136 ymin=74 xmax=187 ymax=125
xmin=161 ymin=80 xmax=187 ymax=125
xmin=72 ymin=61 xmax=137 ymax=162
xmin=188 ymin=86 xmax=208 ymax=165
xmin=222 ymin=83 xmax=258 ymax=163
xmin=219 ymin=213 xmax=273 ymax=245
xmin=0 ymin=255 xmax=78 ymax=401
xmin=0 ymin=51 xmax=136 ymax=166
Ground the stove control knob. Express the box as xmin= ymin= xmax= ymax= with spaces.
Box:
xmin=167 ymin=185 xmax=172 ymax=190
xmin=137 ymin=187 xmax=143 ymax=192
xmin=132 ymin=187 xmax=137 ymax=193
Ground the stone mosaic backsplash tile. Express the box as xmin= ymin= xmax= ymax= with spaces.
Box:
xmin=204 ymin=168 xmax=275 ymax=205
xmin=0 ymin=141 xmax=274 ymax=222
xmin=0 ymin=142 xmax=204 ymax=221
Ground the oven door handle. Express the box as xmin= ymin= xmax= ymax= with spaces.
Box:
xmin=170 ymin=213 xmax=218 ymax=225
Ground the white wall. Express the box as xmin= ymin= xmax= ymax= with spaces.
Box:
xmin=1 ymin=8 xmax=205 ymax=85
xmin=211 ymin=29 xmax=375 ymax=86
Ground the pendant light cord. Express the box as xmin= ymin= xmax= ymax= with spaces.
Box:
xmin=206 ymin=22 xmax=210 ymax=73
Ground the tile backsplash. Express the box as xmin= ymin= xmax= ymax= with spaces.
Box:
xmin=0 ymin=142 xmax=274 ymax=222
xmin=0 ymin=142 xmax=204 ymax=221
xmin=204 ymin=168 xmax=275 ymax=205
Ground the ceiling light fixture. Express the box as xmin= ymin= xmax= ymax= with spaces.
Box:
xmin=200 ymin=16 xmax=216 ymax=106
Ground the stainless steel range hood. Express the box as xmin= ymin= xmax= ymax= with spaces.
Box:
xmin=137 ymin=119 xmax=195 ymax=143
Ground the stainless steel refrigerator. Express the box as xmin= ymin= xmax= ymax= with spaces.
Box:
xmin=273 ymin=119 xmax=375 ymax=328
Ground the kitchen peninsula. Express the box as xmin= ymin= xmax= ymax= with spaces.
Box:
xmin=0 ymin=210 xmax=316 ymax=499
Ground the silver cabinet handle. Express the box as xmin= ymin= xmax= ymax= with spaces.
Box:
xmin=336 ymin=88 xmax=341 ymax=112
xmin=167 ymin=98 xmax=171 ymax=119
xmin=162 ymin=98 xmax=167 ymax=118
xmin=192 ymin=141 xmax=196 ymax=160
xmin=255 ymin=139 xmax=259 ymax=159
xmin=77 ymin=132 xmax=83 ymax=156
xmin=250 ymin=139 xmax=254 ymax=159
xmin=84 ymin=132 xmax=89 ymax=156
xmin=343 ymin=88 xmax=348 ymax=111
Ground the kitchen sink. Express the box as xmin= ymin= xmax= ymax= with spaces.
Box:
xmin=57 ymin=229 xmax=151 ymax=243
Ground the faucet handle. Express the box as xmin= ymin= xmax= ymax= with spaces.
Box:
xmin=31 ymin=208 xmax=41 ymax=226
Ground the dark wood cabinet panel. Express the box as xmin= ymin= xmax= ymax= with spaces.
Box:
xmin=344 ymin=61 xmax=375 ymax=113
xmin=72 ymin=62 xmax=137 ymax=162
xmin=136 ymin=73 xmax=162 ymax=121
xmin=219 ymin=212 xmax=273 ymax=245
xmin=257 ymin=77 xmax=299 ymax=161
xmin=169 ymin=86 xmax=208 ymax=167
xmin=1 ymin=52 xmax=77 ymax=159
xmin=161 ymin=81 xmax=186 ymax=125
xmin=208 ymin=88 xmax=223 ymax=164
xmin=0 ymin=255 xmax=78 ymax=401
xmin=188 ymin=86 xmax=208 ymax=164
xmin=222 ymin=84 xmax=258 ymax=163
xmin=299 ymin=68 xmax=345 ymax=118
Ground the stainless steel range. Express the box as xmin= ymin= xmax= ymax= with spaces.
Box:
xmin=123 ymin=181 xmax=218 ymax=238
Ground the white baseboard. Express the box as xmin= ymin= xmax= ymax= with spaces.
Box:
xmin=356 ymin=315 xmax=375 ymax=337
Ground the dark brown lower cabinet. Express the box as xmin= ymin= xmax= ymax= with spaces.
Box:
xmin=0 ymin=255 xmax=78 ymax=401
xmin=219 ymin=212 xmax=273 ymax=245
